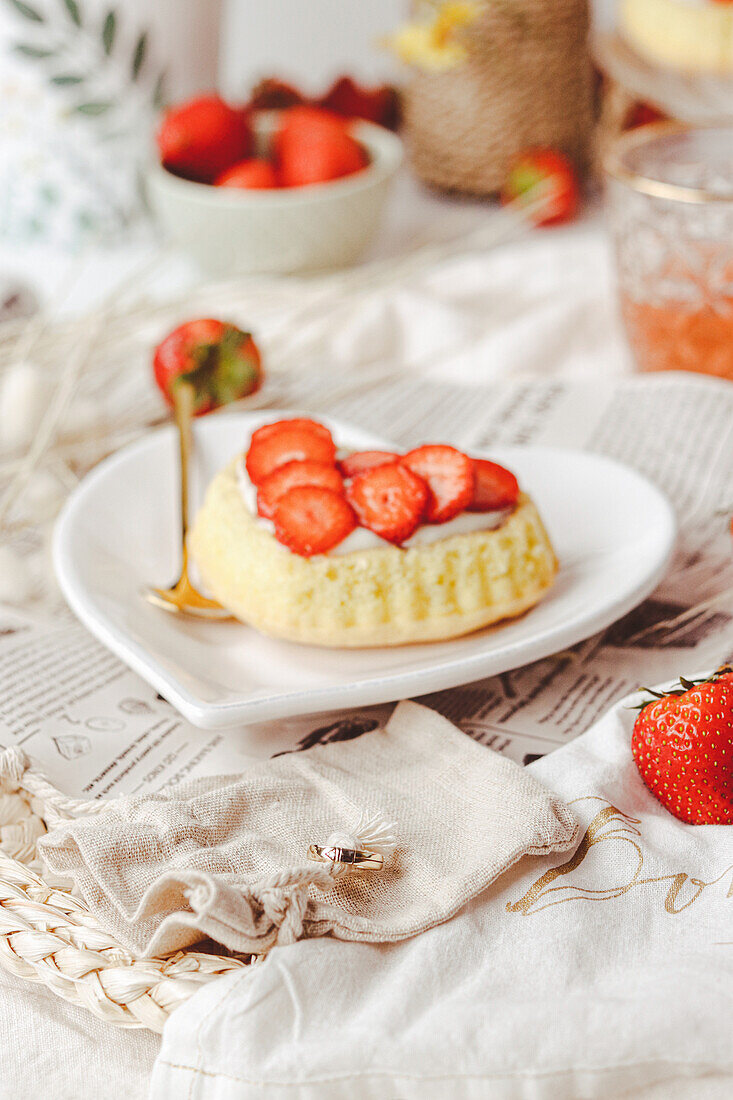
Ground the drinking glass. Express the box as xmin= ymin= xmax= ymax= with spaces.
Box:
xmin=605 ymin=123 xmax=733 ymax=380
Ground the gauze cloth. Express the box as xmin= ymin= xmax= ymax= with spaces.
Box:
xmin=38 ymin=701 xmax=577 ymax=957
xmin=151 ymin=685 xmax=733 ymax=1100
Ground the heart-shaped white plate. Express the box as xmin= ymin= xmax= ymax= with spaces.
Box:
xmin=54 ymin=411 xmax=676 ymax=728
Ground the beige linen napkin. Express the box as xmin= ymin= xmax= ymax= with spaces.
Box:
xmin=39 ymin=701 xmax=577 ymax=957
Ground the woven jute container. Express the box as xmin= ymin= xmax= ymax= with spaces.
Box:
xmin=403 ymin=0 xmax=595 ymax=195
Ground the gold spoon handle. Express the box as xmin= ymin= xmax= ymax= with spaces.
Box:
xmin=173 ymin=380 xmax=195 ymax=548
xmin=144 ymin=380 xmax=230 ymax=618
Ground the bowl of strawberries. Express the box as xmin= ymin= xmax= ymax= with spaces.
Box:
xmin=147 ymin=93 xmax=403 ymax=276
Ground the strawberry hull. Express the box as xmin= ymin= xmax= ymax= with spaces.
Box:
xmin=153 ymin=319 xmax=262 ymax=415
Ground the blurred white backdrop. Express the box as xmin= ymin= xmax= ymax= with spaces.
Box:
xmin=220 ymin=0 xmax=615 ymax=96
xmin=220 ymin=0 xmax=404 ymax=96
xmin=0 ymin=0 xmax=617 ymax=309
xmin=220 ymin=0 xmax=402 ymax=95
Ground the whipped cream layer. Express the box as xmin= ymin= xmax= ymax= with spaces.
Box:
xmin=236 ymin=455 xmax=512 ymax=556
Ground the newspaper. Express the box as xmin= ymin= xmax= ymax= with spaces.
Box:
xmin=1 ymin=371 xmax=731 ymax=795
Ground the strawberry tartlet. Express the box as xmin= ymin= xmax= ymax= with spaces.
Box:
xmin=188 ymin=418 xmax=557 ymax=647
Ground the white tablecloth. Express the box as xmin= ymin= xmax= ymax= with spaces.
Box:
xmin=0 ymin=964 xmax=159 ymax=1100
xmin=0 ymin=175 xmax=634 ymax=1099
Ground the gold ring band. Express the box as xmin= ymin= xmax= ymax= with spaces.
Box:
xmin=307 ymin=844 xmax=384 ymax=870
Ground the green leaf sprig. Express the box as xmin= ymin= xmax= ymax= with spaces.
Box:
xmin=5 ymin=0 xmax=168 ymax=119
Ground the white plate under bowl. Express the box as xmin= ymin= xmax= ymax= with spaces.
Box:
xmin=53 ymin=411 xmax=676 ymax=729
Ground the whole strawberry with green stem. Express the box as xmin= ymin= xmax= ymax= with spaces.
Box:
xmin=631 ymin=667 xmax=733 ymax=825
xmin=501 ymin=148 xmax=580 ymax=227
xmin=153 ymin=319 xmax=262 ymax=416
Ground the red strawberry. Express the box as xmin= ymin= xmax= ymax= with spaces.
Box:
xmin=153 ymin=319 xmax=262 ymax=416
xmin=216 ymin=159 xmax=279 ymax=189
xmin=273 ymin=106 xmax=344 ymax=153
xmin=273 ymin=486 xmax=356 ymax=556
xmin=631 ymin=668 xmax=733 ymax=825
xmin=249 ymin=418 xmax=333 ymax=449
xmin=401 ymin=445 xmax=474 ymax=524
xmin=346 ymin=462 xmax=428 ymax=544
xmin=157 ymin=95 xmax=252 ymax=183
xmin=274 ymin=106 xmax=367 ymax=188
xmin=338 ymin=450 xmax=400 ymax=479
xmin=246 ymin=424 xmax=336 ymax=485
xmin=257 ymin=460 xmax=344 ymax=520
xmin=469 ymin=459 xmax=520 ymax=512
xmin=501 ymin=148 xmax=579 ymax=227
xmin=318 ymin=76 xmax=401 ymax=130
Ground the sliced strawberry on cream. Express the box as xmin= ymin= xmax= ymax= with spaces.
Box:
xmin=338 ymin=450 xmax=400 ymax=479
xmin=469 ymin=459 xmax=519 ymax=512
xmin=249 ymin=418 xmax=334 ymax=447
xmin=346 ymin=462 xmax=428 ymax=544
xmin=257 ymin=460 xmax=345 ymax=520
xmin=401 ymin=445 xmax=475 ymax=524
xmin=272 ymin=486 xmax=356 ymax=557
xmin=241 ymin=419 xmax=520 ymax=556
xmin=245 ymin=423 xmax=336 ymax=485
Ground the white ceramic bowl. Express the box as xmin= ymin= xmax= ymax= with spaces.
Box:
xmin=145 ymin=112 xmax=403 ymax=276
